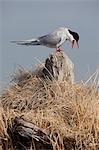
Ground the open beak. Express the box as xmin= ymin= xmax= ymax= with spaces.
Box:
xmin=72 ymin=40 xmax=79 ymax=48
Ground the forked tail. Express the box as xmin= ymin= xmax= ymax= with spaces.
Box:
xmin=11 ymin=38 xmax=40 ymax=46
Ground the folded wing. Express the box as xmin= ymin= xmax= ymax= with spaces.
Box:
xmin=38 ymin=34 xmax=61 ymax=47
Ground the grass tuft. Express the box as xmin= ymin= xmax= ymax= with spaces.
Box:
xmin=0 ymin=68 xmax=99 ymax=150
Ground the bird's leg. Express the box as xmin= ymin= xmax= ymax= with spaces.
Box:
xmin=56 ymin=48 xmax=61 ymax=52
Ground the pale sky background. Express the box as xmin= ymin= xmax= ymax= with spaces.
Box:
xmin=0 ymin=0 xmax=99 ymax=90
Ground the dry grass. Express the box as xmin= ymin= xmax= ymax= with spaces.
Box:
xmin=0 ymin=68 xmax=99 ymax=150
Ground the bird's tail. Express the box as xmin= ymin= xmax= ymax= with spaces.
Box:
xmin=11 ymin=38 xmax=40 ymax=46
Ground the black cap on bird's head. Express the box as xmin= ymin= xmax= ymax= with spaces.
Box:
xmin=68 ymin=30 xmax=79 ymax=48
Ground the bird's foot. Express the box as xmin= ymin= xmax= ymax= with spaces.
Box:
xmin=56 ymin=48 xmax=61 ymax=52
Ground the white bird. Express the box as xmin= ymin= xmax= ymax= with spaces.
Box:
xmin=12 ymin=27 xmax=79 ymax=52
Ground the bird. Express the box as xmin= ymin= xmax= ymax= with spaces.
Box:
xmin=12 ymin=27 xmax=79 ymax=52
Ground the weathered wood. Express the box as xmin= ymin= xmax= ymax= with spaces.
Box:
xmin=8 ymin=117 xmax=52 ymax=150
xmin=43 ymin=51 xmax=74 ymax=83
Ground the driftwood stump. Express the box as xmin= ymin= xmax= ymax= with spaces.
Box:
xmin=8 ymin=117 xmax=52 ymax=150
xmin=43 ymin=51 xmax=74 ymax=83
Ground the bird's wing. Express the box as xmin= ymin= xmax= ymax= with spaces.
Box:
xmin=38 ymin=33 xmax=61 ymax=46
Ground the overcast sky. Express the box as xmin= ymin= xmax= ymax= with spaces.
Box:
xmin=0 ymin=0 xmax=99 ymax=90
